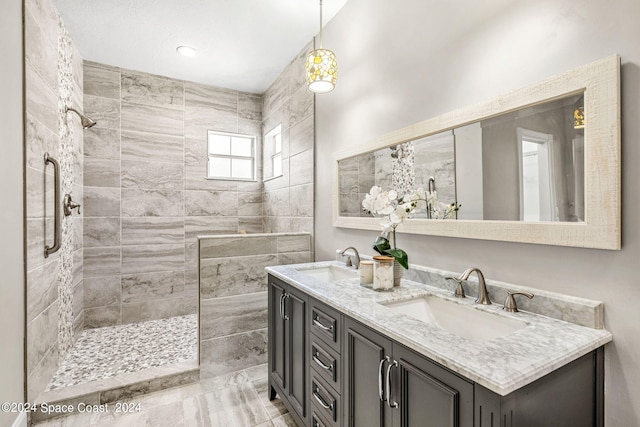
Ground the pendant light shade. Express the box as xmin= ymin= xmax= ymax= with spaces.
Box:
xmin=306 ymin=0 xmax=337 ymax=93
xmin=306 ymin=48 xmax=337 ymax=93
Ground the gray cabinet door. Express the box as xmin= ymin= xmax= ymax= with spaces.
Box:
xmin=269 ymin=279 xmax=286 ymax=393
xmin=285 ymin=285 xmax=308 ymax=422
xmin=392 ymin=345 xmax=474 ymax=427
xmin=343 ymin=318 xmax=393 ymax=427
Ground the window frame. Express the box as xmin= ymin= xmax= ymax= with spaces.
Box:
xmin=263 ymin=124 xmax=283 ymax=182
xmin=206 ymin=130 xmax=257 ymax=182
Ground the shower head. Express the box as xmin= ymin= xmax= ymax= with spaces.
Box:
xmin=65 ymin=107 xmax=97 ymax=129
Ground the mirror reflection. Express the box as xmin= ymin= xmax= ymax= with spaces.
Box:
xmin=338 ymin=92 xmax=585 ymax=222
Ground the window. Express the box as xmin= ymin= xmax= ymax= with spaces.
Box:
xmin=207 ymin=131 xmax=256 ymax=181
xmin=263 ymin=124 xmax=282 ymax=181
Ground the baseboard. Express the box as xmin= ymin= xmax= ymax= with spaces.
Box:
xmin=12 ymin=411 xmax=27 ymax=427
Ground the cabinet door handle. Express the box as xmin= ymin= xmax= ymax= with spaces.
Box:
xmin=313 ymin=387 xmax=334 ymax=411
xmin=283 ymin=293 xmax=290 ymax=320
xmin=279 ymin=293 xmax=285 ymax=319
xmin=378 ymin=356 xmax=389 ymax=402
xmin=312 ymin=315 xmax=333 ymax=332
xmin=312 ymin=352 xmax=334 ymax=372
xmin=385 ymin=359 xmax=399 ymax=408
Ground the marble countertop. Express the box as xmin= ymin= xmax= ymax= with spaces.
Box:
xmin=266 ymin=261 xmax=612 ymax=396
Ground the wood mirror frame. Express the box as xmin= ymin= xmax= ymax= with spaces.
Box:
xmin=333 ymin=55 xmax=620 ymax=250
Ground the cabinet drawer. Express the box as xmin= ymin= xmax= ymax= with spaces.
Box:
xmin=310 ymin=299 xmax=342 ymax=352
xmin=311 ymin=410 xmax=332 ymax=427
xmin=311 ymin=336 xmax=340 ymax=391
xmin=311 ymin=375 xmax=340 ymax=427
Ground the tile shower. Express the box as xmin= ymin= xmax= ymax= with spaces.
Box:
xmin=25 ymin=0 xmax=315 ymax=416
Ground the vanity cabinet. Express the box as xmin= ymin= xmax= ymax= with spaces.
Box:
xmin=268 ymin=276 xmax=309 ymax=426
xmin=267 ymin=273 xmax=604 ymax=427
xmin=343 ymin=317 xmax=474 ymax=427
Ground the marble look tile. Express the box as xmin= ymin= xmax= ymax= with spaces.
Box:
xmin=84 ymin=276 xmax=121 ymax=308
xmin=121 ymin=270 xmax=185 ymax=304
xmin=25 ymin=9 xmax=58 ymax=99
xmin=122 ymin=130 xmax=184 ymax=163
xmin=26 ymin=112 xmax=58 ymax=171
xmin=262 ymin=104 xmax=290 ymax=151
xmin=26 ymin=260 xmax=58 ymax=323
xmin=83 ymin=247 xmax=121 ymax=277
xmin=277 ymin=234 xmax=310 ymax=253
xmin=185 ymin=242 xmax=198 ymax=270
xmin=238 ymin=217 xmax=264 ymax=234
xmin=28 ymin=346 xmax=59 ymax=402
xmin=121 ymin=70 xmax=184 ymax=109
xmin=25 ymin=0 xmax=59 ymax=47
xmin=251 ymin=375 xmax=288 ymax=419
xmin=287 ymin=42 xmax=312 ymax=93
xmin=121 ymin=244 xmax=185 ymax=274
xmin=182 ymin=381 xmax=269 ymax=427
xmin=26 ymin=217 xmax=48 ymax=269
xmin=84 ymin=95 xmax=121 ymax=129
xmin=83 ymin=217 xmax=121 ymax=247
xmin=184 ymin=81 xmax=237 ymax=110
xmin=238 ymin=192 xmax=263 ymax=217
xmin=121 ymin=189 xmax=184 ymax=217
xmin=184 ymin=164 xmax=239 ymax=191
xmin=289 ymin=184 xmax=313 ymax=217
xmin=199 ymin=254 xmax=276 ymax=298
xmin=185 ymin=190 xmax=238 ymax=216
xmin=278 ymin=252 xmax=311 ymax=265
xmin=72 ymin=216 xmax=84 ymax=251
xmin=200 ymin=329 xmax=268 ymax=380
xmin=184 ymin=137 xmax=207 ymax=165
xmin=121 ymin=102 xmax=183 ymax=136
xmin=263 ymin=69 xmax=289 ymax=117
xmin=185 ymin=217 xmax=239 ymax=239
xmin=83 ymin=62 xmax=121 ymax=99
xmin=84 ymin=127 xmax=121 ymax=160
xmin=289 ymin=148 xmax=313 ymax=186
xmin=288 ymin=217 xmax=313 ymax=234
xmin=263 ymin=188 xmax=290 ymax=217
xmin=84 ymin=158 xmax=120 ymax=187
xmin=26 ymin=63 xmax=58 ymax=133
xmin=72 ymin=249 xmax=83 ymax=286
xmin=199 ymin=235 xmax=277 ymax=259
xmin=288 ymin=84 xmax=313 ymax=128
xmin=289 ymin=114 xmax=314 ymax=157
xmin=121 ymin=297 xmax=186 ymax=324
xmin=200 ymin=292 xmax=268 ymax=340
xmin=84 ymin=306 xmax=121 ymax=329
xmin=27 ymin=300 xmax=59 ymax=374
xmin=121 ymin=217 xmax=184 ymax=245
xmin=121 ymin=160 xmax=184 ymax=190
xmin=272 ymin=414 xmax=299 ymax=427
xmin=238 ymin=93 xmax=262 ymax=121
xmin=83 ymin=187 xmax=121 ymax=218
xmin=184 ymin=105 xmax=238 ymax=138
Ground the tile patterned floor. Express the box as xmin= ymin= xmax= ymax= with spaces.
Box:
xmin=47 ymin=315 xmax=198 ymax=391
xmin=34 ymin=364 xmax=295 ymax=427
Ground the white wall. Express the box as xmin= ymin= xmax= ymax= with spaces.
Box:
xmin=0 ymin=0 xmax=25 ymax=425
xmin=315 ymin=0 xmax=640 ymax=425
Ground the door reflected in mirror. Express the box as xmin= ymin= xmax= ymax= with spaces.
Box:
xmin=338 ymin=92 xmax=585 ymax=223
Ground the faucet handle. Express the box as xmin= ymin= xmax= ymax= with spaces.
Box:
xmin=345 ymin=257 xmax=353 ymax=267
xmin=445 ymin=276 xmax=466 ymax=298
xmin=503 ymin=291 xmax=534 ymax=313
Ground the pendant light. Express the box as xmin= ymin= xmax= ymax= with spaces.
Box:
xmin=305 ymin=0 xmax=338 ymax=93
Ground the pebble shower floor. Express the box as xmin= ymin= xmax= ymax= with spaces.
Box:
xmin=47 ymin=314 xmax=198 ymax=391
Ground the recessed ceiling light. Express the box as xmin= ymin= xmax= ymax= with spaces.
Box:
xmin=176 ymin=46 xmax=197 ymax=57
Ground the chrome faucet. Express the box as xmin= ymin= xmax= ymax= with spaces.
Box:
xmin=340 ymin=247 xmax=361 ymax=269
xmin=445 ymin=267 xmax=491 ymax=305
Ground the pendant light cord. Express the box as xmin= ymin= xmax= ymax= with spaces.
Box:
xmin=319 ymin=0 xmax=323 ymax=48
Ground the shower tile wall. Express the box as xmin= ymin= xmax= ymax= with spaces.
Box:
xmin=262 ymin=42 xmax=315 ymax=238
xmin=25 ymin=0 xmax=84 ymax=401
xmin=82 ymin=62 xmax=264 ymax=328
xmin=198 ymin=233 xmax=311 ymax=378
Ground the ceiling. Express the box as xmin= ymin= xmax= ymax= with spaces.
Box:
xmin=53 ymin=0 xmax=348 ymax=94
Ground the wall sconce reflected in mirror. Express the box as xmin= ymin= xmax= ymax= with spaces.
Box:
xmin=574 ymin=107 xmax=585 ymax=129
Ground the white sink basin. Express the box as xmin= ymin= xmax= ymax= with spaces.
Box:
xmin=381 ymin=295 xmax=527 ymax=343
xmin=297 ymin=265 xmax=358 ymax=282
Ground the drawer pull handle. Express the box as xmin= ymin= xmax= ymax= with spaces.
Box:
xmin=313 ymin=388 xmax=334 ymax=411
xmin=313 ymin=316 xmax=333 ymax=332
xmin=378 ymin=357 xmax=388 ymax=402
xmin=386 ymin=359 xmax=399 ymax=408
xmin=313 ymin=352 xmax=334 ymax=371
xmin=312 ymin=415 xmax=326 ymax=427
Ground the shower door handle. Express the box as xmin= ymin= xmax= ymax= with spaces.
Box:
xmin=44 ymin=153 xmax=61 ymax=258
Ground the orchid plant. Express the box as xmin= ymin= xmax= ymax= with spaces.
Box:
xmin=362 ymin=186 xmax=460 ymax=269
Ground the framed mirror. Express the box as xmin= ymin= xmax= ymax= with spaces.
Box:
xmin=333 ymin=55 xmax=620 ymax=249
